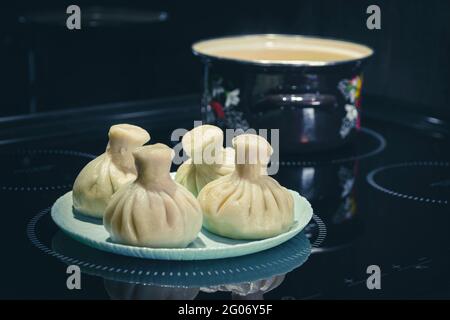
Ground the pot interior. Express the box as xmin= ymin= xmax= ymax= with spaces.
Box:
xmin=193 ymin=34 xmax=373 ymax=66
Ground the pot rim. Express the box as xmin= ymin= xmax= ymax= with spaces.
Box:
xmin=192 ymin=34 xmax=374 ymax=68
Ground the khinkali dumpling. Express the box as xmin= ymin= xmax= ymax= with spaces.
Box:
xmin=72 ymin=124 xmax=150 ymax=218
xmin=198 ymin=134 xmax=294 ymax=240
xmin=175 ymin=125 xmax=234 ymax=196
xmin=104 ymin=144 xmax=203 ymax=248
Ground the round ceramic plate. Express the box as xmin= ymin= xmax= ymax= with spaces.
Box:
xmin=51 ymin=189 xmax=313 ymax=261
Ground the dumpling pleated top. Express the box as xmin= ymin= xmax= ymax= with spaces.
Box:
xmin=104 ymin=144 xmax=203 ymax=248
xmin=175 ymin=125 xmax=234 ymax=196
xmin=198 ymin=134 xmax=294 ymax=240
xmin=72 ymin=124 xmax=150 ymax=218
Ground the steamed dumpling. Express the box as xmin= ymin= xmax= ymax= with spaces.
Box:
xmin=175 ymin=125 xmax=234 ymax=196
xmin=198 ymin=134 xmax=294 ymax=240
xmin=72 ymin=124 xmax=150 ymax=218
xmin=104 ymin=144 xmax=203 ymax=248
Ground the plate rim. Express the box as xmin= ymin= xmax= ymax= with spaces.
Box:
xmin=51 ymin=190 xmax=313 ymax=260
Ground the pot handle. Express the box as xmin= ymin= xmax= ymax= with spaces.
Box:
xmin=252 ymin=93 xmax=338 ymax=112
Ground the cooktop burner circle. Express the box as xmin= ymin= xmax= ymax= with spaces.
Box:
xmin=277 ymin=127 xmax=386 ymax=166
xmin=27 ymin=208 xmax=325 ymax=287
xmin=0 ymin=149 xmax=95 ymax=192
xmin=367 ymin=161 xmax=450 ymax=205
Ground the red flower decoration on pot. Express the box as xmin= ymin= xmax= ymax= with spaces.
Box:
xmin=209 ymin=101 xmax=225 ymax=119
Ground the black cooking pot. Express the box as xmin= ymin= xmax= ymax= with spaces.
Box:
xmin=193 ymin=34 xmax=373 ymax=153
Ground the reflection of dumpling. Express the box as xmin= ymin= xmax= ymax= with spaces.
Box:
xmin=104 ymin=279 xmax=199 ymax=300
xmin=202 ymin=274 xmax=285 ymax=300
xmin=198 ymin=134 xmax=294 ymax=239
xmin=72 ymin=124 xmax=150 ymax=218
xmin=175 ymin=125 xmax=234 ymax=196
xmin=104 ymin=144 xmax=203 ymax=248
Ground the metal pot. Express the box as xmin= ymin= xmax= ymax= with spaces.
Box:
xmin=193 ymin=34 xmax=373 ymax=153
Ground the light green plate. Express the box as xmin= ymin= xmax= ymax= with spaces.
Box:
xmin=51 ymin=189 xmax=313 ymax=261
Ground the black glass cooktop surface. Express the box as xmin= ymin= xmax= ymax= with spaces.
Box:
xmin=0 ymin=95 xmax=449 ymax=299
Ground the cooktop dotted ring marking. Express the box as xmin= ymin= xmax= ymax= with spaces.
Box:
xmin=276 ymin=127 xmax=386 ymax=166
xmin=10 ymin=149 xmax=96 ymax=158
xmin=367 ymin=161 xmax=449 ymax=205
xmin=27 ymin=207 xmax=314 ymax=283
xmin=311 ymin=214 xmax=327 ymax=248
xmin=1 ymin=149 xmax=96 ymax=192
xmin=1 ymin=185 xmax=73 ymax=192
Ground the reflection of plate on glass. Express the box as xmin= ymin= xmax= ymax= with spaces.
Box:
xmin=103 ymin=274 xmax=286 ymax=300
xmin=51 ymin=189 xmax=313 ymax=261
xmin=103 ymin=279 xmax=201 ymax=300
xmin=51 ymin=229 xmax=311 ymax=288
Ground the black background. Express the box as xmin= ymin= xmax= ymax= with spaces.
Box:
xmin=0 ymin=0 xmax=449 ymax=119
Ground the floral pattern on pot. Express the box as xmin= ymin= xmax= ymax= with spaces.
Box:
xmin=205 ymin=78 xmax=250 ymax=130
xmin=338 ymin=76 xmax=363 ymax=138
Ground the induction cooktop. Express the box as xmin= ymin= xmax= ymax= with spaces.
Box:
xmin=0 ymin=95 xmax=449 ymax=299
